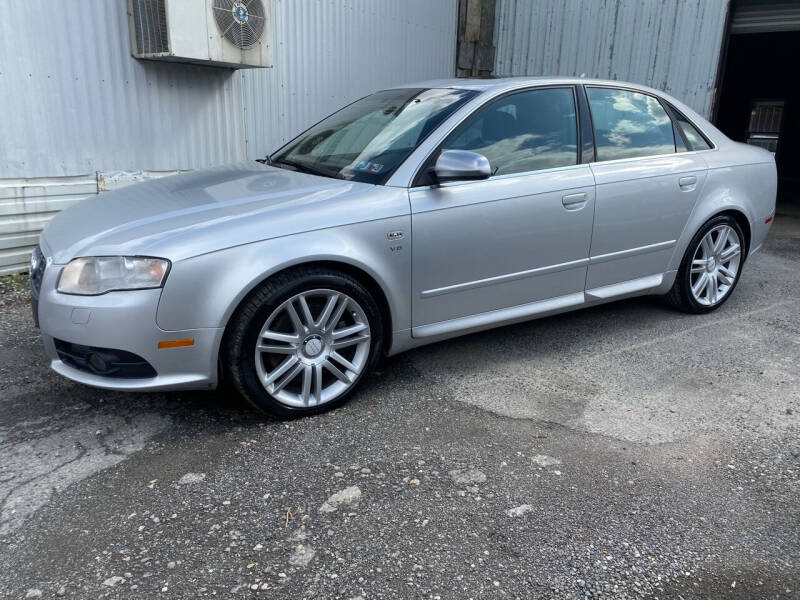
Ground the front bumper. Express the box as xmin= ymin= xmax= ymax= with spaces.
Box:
xmin=36 ymin=262 xmax=223 ymax=392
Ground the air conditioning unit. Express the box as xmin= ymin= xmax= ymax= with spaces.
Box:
xmin=127 ymin=0 xmax=272 ymax=69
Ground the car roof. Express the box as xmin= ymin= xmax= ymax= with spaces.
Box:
xmin=395 ymin=76 xmax=665 ymax=96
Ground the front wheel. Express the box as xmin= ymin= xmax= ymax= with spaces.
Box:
xmin=223 ymin=268 xmax=383 ymax=417
xmin=665 ymin=215 xmax=745 ymax=313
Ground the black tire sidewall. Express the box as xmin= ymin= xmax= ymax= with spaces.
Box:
xmin=679 ymin=215 xmax=746 ymax=313
xmin=229 ymin=271 xmax=383 ymax=418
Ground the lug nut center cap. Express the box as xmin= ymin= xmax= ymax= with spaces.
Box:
xmin=304 ymin=335 xmax=323 ymax=357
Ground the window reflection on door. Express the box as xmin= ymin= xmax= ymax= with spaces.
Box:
xmin=586 ymin=87 xmax=676 ymax=161
xmin=442 ymin=87 xmax=579 ymax=175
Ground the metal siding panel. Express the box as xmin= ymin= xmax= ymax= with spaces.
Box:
xmin=0 ymin=176 xmax=95 ymax=274
xmin=0 ymin=0 xmax=245 ymax=179
xmin=493 ymin=0 xmax=729 ymax=118
xmin=0 ymin=172 xmax=187 ymax=274
xmin=240 ymin=0 xmax=459 ymax=160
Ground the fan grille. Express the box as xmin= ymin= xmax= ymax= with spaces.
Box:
xmin=213 ymin=0 xmax=266 ymax=49
xmin=131 ymin=0 xmax=169 ymax=55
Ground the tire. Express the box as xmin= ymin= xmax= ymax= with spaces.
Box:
xmin=665 ymin=214 xmax=746 ymax=314
xmin=223 ymin=267 xmax=383 ymax=418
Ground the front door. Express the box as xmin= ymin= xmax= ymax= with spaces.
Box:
xmin=409 ymin=86 xmax=595 ymax=335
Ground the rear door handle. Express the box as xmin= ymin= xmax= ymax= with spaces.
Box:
xmin=678 ymin=176 xmax=697 ymax=190
xmin=562 ymin=192 xmax=587 ymax=209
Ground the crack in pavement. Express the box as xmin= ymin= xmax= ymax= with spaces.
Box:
xmin=0 ymin=411 xmax=170 ymax=535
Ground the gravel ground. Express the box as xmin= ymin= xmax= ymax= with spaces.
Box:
xmin=0 ymin=218 xmax=798 ymax=599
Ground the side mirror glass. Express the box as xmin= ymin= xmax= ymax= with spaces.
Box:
xmin=433 ymin=150 xmax=491 ymax=184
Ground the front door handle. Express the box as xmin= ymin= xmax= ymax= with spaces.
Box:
xmin=562 ymin=192 xmax=587 ymax=209
xmin=678 ymin=176 xmax=697 ymax=190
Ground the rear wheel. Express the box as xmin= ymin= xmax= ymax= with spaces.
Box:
xmin=665 ymin=215 xmax=745 ymax=313
xmin=224 ymin=268 xmax=383 ymax=417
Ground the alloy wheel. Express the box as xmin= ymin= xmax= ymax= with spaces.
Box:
xmin=254 ymin=289 xmax=371 ymax=407
xmin=689 ymin=224 xmax=742 ymax=306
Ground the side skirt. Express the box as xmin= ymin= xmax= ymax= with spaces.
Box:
xmin=388 ymin=272 xmax=676 ymax=356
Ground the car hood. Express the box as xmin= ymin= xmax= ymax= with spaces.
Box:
xmin=40 ymin=162 xmax=399 ymax=264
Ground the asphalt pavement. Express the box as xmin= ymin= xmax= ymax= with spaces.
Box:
xmin=0 ymin=216 xmax=798 ymax=599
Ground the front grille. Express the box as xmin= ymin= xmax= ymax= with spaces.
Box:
xmin=29 ymin=245 xmax=45 ymax=298
xmin=54 ymin=339 xmax=157 ymax=379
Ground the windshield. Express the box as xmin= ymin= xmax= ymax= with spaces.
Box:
xmin=270 ymin=88 xmax=477 ymax=184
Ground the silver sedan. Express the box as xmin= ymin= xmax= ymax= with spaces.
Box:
xmin=32 ymin=77 xmax=776 ymax=417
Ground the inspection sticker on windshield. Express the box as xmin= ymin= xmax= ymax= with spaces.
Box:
xmin=354 ymin=160 xmax=384 ymax=173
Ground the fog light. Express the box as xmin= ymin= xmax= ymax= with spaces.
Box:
xmin=88 ymin=353 xmax=109 ymax=373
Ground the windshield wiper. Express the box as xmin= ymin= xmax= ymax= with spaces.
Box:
xmin=272 ymin=158 xmax=342 ymax=180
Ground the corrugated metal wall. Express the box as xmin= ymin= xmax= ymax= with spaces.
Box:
xmin=0 ymin=0 xmax=457 ymax=274
xmin=0 ymin=171 xmax=181 ymax=275
xmin=494 ymin=0 xmax=729 ymax=118
xmin=0 ymin=1 xmax=245 ymax=179
xmin=241 ymin=0 xmax=458 ymax=160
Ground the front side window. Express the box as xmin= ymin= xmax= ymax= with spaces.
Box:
xmin=587 ymin=87 xmax=676 ymax=161
xmin=271 ymin=88 xmax=476 ymax=184
xmin=441 ymin=87 xmax=578 ymax=176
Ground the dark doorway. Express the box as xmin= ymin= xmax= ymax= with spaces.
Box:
xmin=715 ymin=31 xmax=800 ymax=211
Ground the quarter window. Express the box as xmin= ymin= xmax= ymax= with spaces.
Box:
xmin=587 ymin=88 xmax=676 ymax=161
xmin=674 ymin=115 xmax=712 ymax=151
xmin=441 ymin=87 xmax=578 ymax=176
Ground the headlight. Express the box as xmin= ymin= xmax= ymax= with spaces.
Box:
xmin=57 ymin=256 xmax=170 ymax=295
xmin=30 ymin=245 xmax=43 ymax=274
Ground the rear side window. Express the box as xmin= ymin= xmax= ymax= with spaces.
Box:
xmin=674 ymin=114 xmax=712 ymax=151
xmin=442 ymin=87 xmax=578 ymax=176
xmin=587 ymin=87 xmax=676 ymax=161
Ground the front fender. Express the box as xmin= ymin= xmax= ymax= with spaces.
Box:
xmin=156 ymin=215 xmax=411 ymax=334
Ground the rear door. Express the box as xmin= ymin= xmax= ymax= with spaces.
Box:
xmin=584 ymin=86 xmax=708 ymax=294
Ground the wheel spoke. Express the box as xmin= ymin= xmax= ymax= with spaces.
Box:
xmin=701 ymin=234 xmax=714 ymax=258
xmin=265 ymin=355 xmax=299 ymax=385
xmin=300 ymin=365 xmax=312 ymax=404
xmin=718 ymin=265 xmax=736 ymax=285
xmin=298 ymin=294 xmax=315 ymax=328
xmin=285 ymin=301 xmax=305 ymax=335
xmin=713 ymin=227 xmax=729 ymax=253
xmin=262 ymin=330 xmax=300 ymax=344
xmin=331 ymin=333 xmax=370 ymax=349
xmin=323 ymin=296 xmax=349 ymax=332
xmin=720 ymin=243 xmax=740 ymax=262
xmin=692 ymin=273 xmax=708 ymax=297
xmin=313 ymin=363 xmax=323 ymax=403
xmin=257 ymin=343 xmax=296 ymax=354
xmin=273 ymin=361 xmax=304 ymax=393
xmin=332 ymin=322 xmax=367 ymax=340
xmin=707 ymin=273 xmax=719 ymax=303
xmin=330 ymin=351 xmax=357 ymax=373
xmin=690 ymin=259 xmax=707 ymax=274
xmin=315 ymin=293 xmax=340 ymax=328
xmin=323 ymin=359 xmax=351 ymax=383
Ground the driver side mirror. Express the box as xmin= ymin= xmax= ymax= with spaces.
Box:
xmin=432 ymin=150 xmax=491 ymax=184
